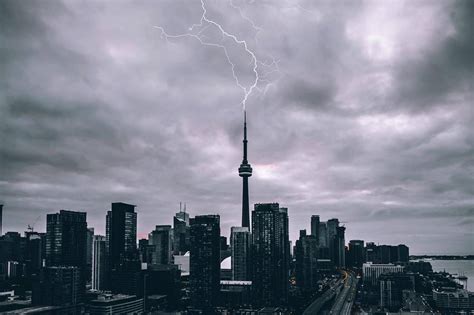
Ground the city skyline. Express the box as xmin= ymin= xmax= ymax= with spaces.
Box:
xmin=1 ymin=0 xmax=473 ymax=256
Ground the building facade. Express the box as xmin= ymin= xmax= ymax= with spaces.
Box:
xmin=310 ymin=215 xmax=320 ymax=243
xmin=33 ymin=266 xmax=81 ymax=306
xmin=231 ymin=226 xmax=250 ymax=281
xmin=92 ymin=235 xmax=106 ymax=291
xmin=45 ymin=210 xmax=87 ymax=268
xmin=148 ymin=225 xmax=172 ymax=265
xmin=173 ymin=208 xmax=190 ymax=254
xmin=251 ymin=203 xmax=290 ymax=307
xmin=105 ymin=202 xmax=138 ymax=271
xmin=189 ymin=214 xmax=221 ymax=310
xmin=295 ymin=229 xmax=318 ymax=290
xmin=348 ymin=240 xmax=365 ymax=268
xmin=363 ymin=262 xmax=404 ymax=286
xmin=87 ymin=294 xmax=144 ymax=314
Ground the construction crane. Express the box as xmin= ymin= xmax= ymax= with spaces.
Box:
xmin=27 ymin=215 xmax=41 ymax=232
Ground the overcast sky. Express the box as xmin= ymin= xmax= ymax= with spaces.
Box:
xmin=1 ymin=0 xmax=473 ymax=255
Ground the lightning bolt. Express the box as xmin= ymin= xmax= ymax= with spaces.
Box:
xmin=154 ymin=0 xmax=280 ymax=110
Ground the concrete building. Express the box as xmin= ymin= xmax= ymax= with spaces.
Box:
xmin=238 ymin=111 xmax=253 ymax=228
xmin=32 ymin=266 xmax=82 ymax=306
xmin=92 ymin=235 xmax=106 ymax=291
xmin=148 ymin=225 xmax=172 ymax=265
xmin=432 ymin=288 xmax=474 ymax=310
xmin=251 ymin=203 xmax=290 ymax=307
xmin=379 ymin=273 xmax=415 ymax=310
xmin=0 ymin=205 xmax=2 ymax=236
xmin=310 ymin=215 xmax=320 ymax=243
xmin=348 ymin=240 xmax=365 ymax=268
xmin=173 ymin=206 xmax=190 ymax=254
xmin=363 ymin=262 xmax=404 ymax=286
xmin=295 ymin=229 xmax=318 ymax=290
xmin=106 ymin=202 xmax=137 ymax=272
xmin=220 ymin=280 xmax=252 ymax=307
xmin=45 ymin=210 xmax=87 ymax=268
xmin=231 ymin=226 xmax=250 ymax=281
xmin=87 ymin=294 xmax=143 ymax=314
xmin=189 ymin=215 xmax=221 ymax=310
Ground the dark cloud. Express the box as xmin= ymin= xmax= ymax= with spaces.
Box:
xmin=392 ymin=0 xmax=474 ymax=111
xmin=0 ymin=0 xmax=472 ymax=254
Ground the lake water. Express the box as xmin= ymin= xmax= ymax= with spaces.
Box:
xmin=427 ymin=259 xmax=474 ymax=292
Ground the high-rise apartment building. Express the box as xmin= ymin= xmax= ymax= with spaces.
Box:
xmin=251 ymin=203 xmax=290 ymax=307
xmin=149 ymin=225 xmax=172 ymax=265
xmin=336 ymin=225 xmax=346 ymax=267
xmin=92 ymin=235 xmax=106 ymax=291
xmin=86 ymin=227 xmax=94 ymax=280
xmin=106 ymin=202 xmax=137 ymax=270
xmin=0 ymin=204 xmax=3 ymax=236
xmin=295 ymin=229 xmax=318 ymax=290
xmin=45 ymin=210 xmax=87 ymax=268
xmin=231 ymin=226 xmax=250 ymax=281
xmin=310 ymin=215 xmax=320 ymax=243
xmin=189 ymin=215 xmax=221 ymax=310
xmin=33 ymin=266 xmax=81 ymax=306
xmin=348 ymin=240 xmax=365 ymax=268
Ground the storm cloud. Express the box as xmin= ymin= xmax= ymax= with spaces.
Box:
xmin=0 ymin=0 xmax=472 ymax=254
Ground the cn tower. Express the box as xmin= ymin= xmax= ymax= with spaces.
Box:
xmin=238 ymin=111 xmax=252 ymax=228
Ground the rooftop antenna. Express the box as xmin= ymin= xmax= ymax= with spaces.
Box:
xmin=180 ymin=202 xmax=182 ymax=212
xmin=184 ymin=203 xmax=187 ymax=213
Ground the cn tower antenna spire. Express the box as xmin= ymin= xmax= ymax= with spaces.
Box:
xmin=238 ymin=110 xmax=252 ymax=228
xmin=243 ymin=110 xmax=248 ymax=162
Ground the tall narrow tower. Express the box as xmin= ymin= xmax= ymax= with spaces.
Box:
xmin=238 ymin=111 xmax=252 ymax=228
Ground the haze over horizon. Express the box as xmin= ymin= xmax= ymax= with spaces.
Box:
xmin=0 ymin=0 xmax=473 ymax=255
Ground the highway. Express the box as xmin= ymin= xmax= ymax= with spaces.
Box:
xmin=302 ymin=278 xmax=343 ymax=315
xmin=329 ymin=270 xmax=358 ymax=315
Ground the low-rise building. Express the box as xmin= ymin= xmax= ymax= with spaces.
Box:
xmin=363 ymin=262 xmax=404 ymax=286
xmin=87 ymin=294 xmax=143 ymax=314
xmin=432 ymin=288 xmax=474 ymax=310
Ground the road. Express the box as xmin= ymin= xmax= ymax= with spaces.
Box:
xmin=302 ymin=278 xmax=343 ymax=315
xmin=329 ymin=270 xmax=358 ymax=315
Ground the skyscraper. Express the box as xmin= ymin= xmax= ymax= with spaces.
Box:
xmin=238 ymin=111 xmax=252 ymax=228
xmin=348 ymin=240 xmax=365 ymax=268
xmin=86 ymin=227 xmax=94 ymax=280
xmin=25 ymin=231 xmax=44 ymax=277
xmin=175 ymin=203 xmax=189 ymax=224
xmin=380 ymin=245 xmax=392 ymax=264
xmin=33 ymin=266 xmax=81 ymax=306
xmin=326 ymin=218 xmax=339 ymax=266
xmin=44 ymin=210 xmax=87 ymax=302
xmin=106 ymin=202 xmax=138 ymax=270
xmin=397 ymin=244 xmax=409 ymax=263
xmin=231 ymin=226 xmax=250 ymax=281
xmin=310 ymin=215 xmax=320 ymax=243
xmin=92 ymin=235 xmax=106 ymax=291
xmin=0 ymin=204 xmax=3 ymax=236
xmin=189 ymin=215 xmax=220 ymax=310
xmin=318 ymin=221 xmax=328 ymax=248
xmin=295 ymin=229 xmax=319 ymax=290
xmin=149 ymin=225 xmax=172 ymax=265
xmin=45 ymin=210 xmax=87 ymax=268
xmin=251 ymin=203 xmax=290 ymax=307
xmin=336 ymin=225 xmax=346 ymax=268
xmin=366 ymin=242 xmax=379 ymax=263
xmin=173 ymin=206 xmax=190 ymax=254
